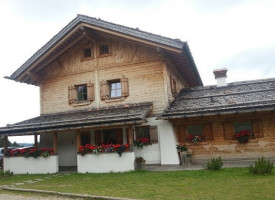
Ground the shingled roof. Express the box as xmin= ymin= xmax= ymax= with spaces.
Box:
xmin=6 ymin=14 xmax=202 ymax=86
xmin=0 ymin=102 xmax=152 ymax=136
xmin=162 ymin=78 xmax=275 ymax=119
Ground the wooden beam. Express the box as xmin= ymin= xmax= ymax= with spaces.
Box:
xmin=128 ymin=126 xmax=133 ymax=150
xmin=16 ymin=25 xmax=83 ymax=81
xmin=33 ymin=33 xmax=85 ymax=73
xmin=3 ymin=136 xmax=8 ymax=155
xmin=27 ymin=71 xmax=40 ymax=83
xmin=83 ymin=23 xmax=182 ymax=54
xmin=34 ymin=135 xmax=38 ymax=148
xmin=53 ymin=132 xmax=57 ymax=154
xmin=76 ymin=130 xmax=81 ymax=153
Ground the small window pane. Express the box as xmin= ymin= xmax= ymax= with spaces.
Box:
xmin=77 ymin=85 xmax=87 ymax=101
xmin=187 ymin=125 xmax=203 ymax=136
xmin=135 ymin=126 xmax=150 ymax=139
xmin=110 ymin=82 xmax=122 ymax=98
xmin=234 ymin=122 xmax=252 ymax=133
xmin=100 ymin=44 xmax=109 ymax=55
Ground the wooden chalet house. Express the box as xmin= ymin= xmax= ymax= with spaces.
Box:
xmin=0 ymin=15 xmax=274 ymax=174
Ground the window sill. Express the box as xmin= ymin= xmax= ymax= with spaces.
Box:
xmin=98 ymin=53 xmax=112 ymax=58
xmin=81 ymin=57 xmax=94 ymax=62
xmin=73 ymin=101 xmax=91 ymax=107
xmin=105 ymin=97 xmax=125 ymax=103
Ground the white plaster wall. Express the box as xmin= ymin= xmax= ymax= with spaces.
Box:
xmin=134 ymin=144 xmax=160 ymax=164
xmin=77 ymin=152 xmax=135 ymax=173
xmin=141 ymin=117 xmax=179 ymax=165
xmin=4 ymin=155 xmax=58 ymax=174
xmin=58 ymin=132 xmax=77 ymax=166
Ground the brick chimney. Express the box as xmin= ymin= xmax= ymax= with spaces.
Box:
xmin=213 ymin=68 xmax=228 ymax=87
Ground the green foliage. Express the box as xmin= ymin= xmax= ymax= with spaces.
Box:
xmin=0 ymin=169 xmax=13 ymax=179
xmin=249 ymin=157 xmax=273 ymax=174
xmin=205 ymin=157 xmax=223 ymax=170
xmin=176 ymin=144 xmax=188 ymax=152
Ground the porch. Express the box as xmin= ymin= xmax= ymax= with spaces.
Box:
xmin=0 ymin=102 xmax=163 ymax=174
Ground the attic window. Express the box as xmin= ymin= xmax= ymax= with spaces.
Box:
xmin=82 ymin=46 xmax=93 ymax=60
xmin=99 ymin=43 xmax=110 ymax=56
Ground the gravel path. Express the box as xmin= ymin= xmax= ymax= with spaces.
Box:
xmin=0 ymin=193 xmax=81 ymax=200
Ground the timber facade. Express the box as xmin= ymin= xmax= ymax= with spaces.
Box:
xmin=0 ymin=15 xmax=274 ymax=174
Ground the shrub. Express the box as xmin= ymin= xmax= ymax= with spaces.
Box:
xmin=249 ymin=157 xmax=273 ymax=174
xmin=0 ymin=169 xmax=13 ymax=179
xmin=205 ymin=157 xmax=223 ymax=170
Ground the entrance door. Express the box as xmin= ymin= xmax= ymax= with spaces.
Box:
xmin=57 ymin=132 xmax=77 ymax=167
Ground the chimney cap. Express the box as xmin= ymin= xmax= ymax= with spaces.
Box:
xmin=213 ymin=68 xmax=228 ymax=79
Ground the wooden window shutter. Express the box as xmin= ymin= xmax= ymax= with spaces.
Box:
xmin=253 ymin=119 xmax=264 ymax=138
xmin=149 ymin=126 xmax=158 ymax=143
xmin=68 ymin=85 xmax=76 ymax=104
xmin=203 ymin=123 xmax=213 ymax=140
xmin=116 ymin=129 xmax=123 ymax=144
xmin=176 ymin=125 xmax=187 ymax=142
xmin=223 ymin=121 xmax=234 ymax=140
xmin=100 ymin=81 xmax=109 ymax=100
xmin=87 ymin=83 xmax=94 ymax=101
xmin=94 ymin=130 xmax=102 ymax=146
xmin=121 ymin=77 xmax=129 ymax=97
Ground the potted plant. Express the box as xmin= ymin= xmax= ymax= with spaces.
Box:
xmin=235 ymin=130 xmax=251 ymax=144
xmin=135 ymin=156 xmax=146 ymax=170
xmin=185 ymin=153 xmax=192 ymax=166
xmin=176 ymin=144 xmax=188 ymax=165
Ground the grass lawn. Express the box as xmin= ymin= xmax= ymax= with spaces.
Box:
xmin=1 ymin=168 xmax=275 ymax=200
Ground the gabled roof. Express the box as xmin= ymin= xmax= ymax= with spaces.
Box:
xmin=162 ymin=78 xmax=275 ymax=119
xmin=5 ymin=14 xmax=202 ymax=87
xmin=0 ymin=102 xmax=152 ymax=136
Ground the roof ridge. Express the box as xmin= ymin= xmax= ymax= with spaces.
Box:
xmin=181 ymin=77 xmax=275 ymax=92
xmin=77 ymin=14 xmax=186 ymax=45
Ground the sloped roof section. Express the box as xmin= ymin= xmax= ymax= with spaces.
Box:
xmin=162 ymin=78 xmax=275 ymax=118
xmin=0 ymin=102 xmax=152 ymax=136
xmin=6 ymin=14 xmax=202 ymax=86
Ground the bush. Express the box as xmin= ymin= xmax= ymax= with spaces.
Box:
xmin=249 ymin=157 xmax=273 ymax=175
xmin=205 ymin=157 xmax=223 ymax=170
xmin=0 ymin=169 xmax=13 ymax=179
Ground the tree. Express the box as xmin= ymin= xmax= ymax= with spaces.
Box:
xmin=0 ymin=137 xmax=21 ymax=148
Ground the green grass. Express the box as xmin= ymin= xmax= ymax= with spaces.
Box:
xmin=1 ymin=168 xmax=275 ymax=200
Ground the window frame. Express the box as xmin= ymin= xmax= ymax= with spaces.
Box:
xmin=108 ymin=79 xmax=122 ymax=98
xmin=76 ymin=84 xmax=88 ymax=102
xmin=135 ymin=125 xmax=158 ymax=144
xmin=98 ymin=42 xmax=111 ymax=57
xmin=81 ymin=45 xmax=94 ymax=61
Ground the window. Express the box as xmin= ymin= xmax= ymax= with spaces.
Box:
xmin=99 ymin=44 xmax=110 ymax=56
xmin=77 ymin=85 xmax=87 ymax=102
xmin=100 ymin=78 xmax=128 ymax=100
xmin=135 ymin=126 xmax=158 ymax=143
xmin=187 ymin=125 xmax=203 ymax=136
xmin=234 ymin=121 xmax=252 ymax=134
xmin=223 ymin=119 xmax=264 ymax=140
xmin=80 ymin=132 xmax=91 ymax=146
xmin=176 ymin=123 xmax=213 ymax=142
xmin=68 ymin=83 xmax=94 ymax=104
xmin=170 ymin=74 xmax=177 ymax=96
xmin=82 ymin=46 xmax=94 ymax=60
xmin=110 ymin=80 xmax=122 ymax=98
xmin=94 ymin=129 xmax=123 ymax=145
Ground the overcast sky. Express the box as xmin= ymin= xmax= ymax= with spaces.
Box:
xmin=0 ymin=0 xmax=275 ymax=143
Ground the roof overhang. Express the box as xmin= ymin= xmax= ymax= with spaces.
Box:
xmin=0 ymin=102 xmax=153 ymax=137
xmin=5 ymin=15 xmax=202 ymax=87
